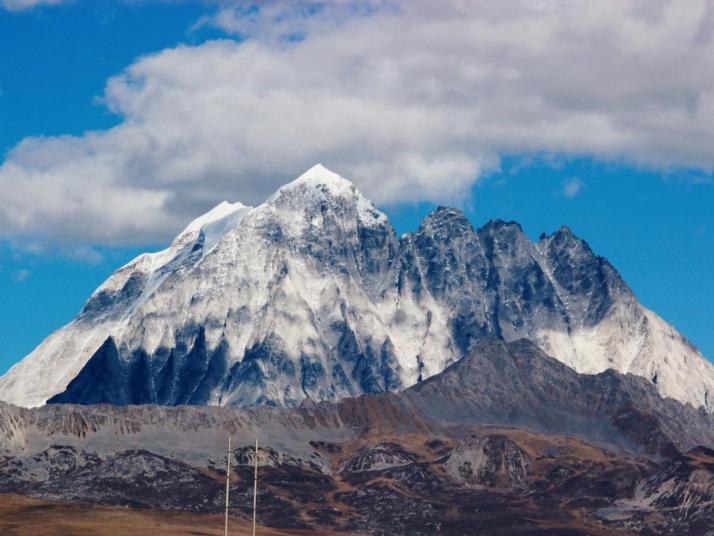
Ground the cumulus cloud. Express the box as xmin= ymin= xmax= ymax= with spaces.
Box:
xmin=562 ymin=178 xmax=584 ymax=199
xmin=1 ymin=0 xmax=714 ymax=245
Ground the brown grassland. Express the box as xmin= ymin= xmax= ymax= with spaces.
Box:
xmin=0 ymin=494 xmax=358 ymax=536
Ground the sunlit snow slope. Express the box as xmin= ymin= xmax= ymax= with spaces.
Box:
xmin=1 ymin=164 xmax=712 ymax=411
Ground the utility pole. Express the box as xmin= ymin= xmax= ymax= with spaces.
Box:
xmin=252 ymin=438 xmax=259 ymax=536
xmin=224 ymin=435 xmax=231 ymax=536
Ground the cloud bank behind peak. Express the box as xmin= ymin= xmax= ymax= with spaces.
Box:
xmin=2 ymin=0 xmax=713 ymax=245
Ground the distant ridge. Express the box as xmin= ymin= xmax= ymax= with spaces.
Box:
xmin=1 ymin=339 xmax=714 ymax=534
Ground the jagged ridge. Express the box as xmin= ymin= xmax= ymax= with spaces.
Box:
xmin=1 ymin=164 xmax=712 ymax=411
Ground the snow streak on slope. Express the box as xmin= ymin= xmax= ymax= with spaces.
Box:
xmin=0 ymin=200 xmax=252 ymax=407
xmin=1 ymin=164 xmax=712 ymax=412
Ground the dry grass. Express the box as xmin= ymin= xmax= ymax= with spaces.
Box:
xmin=0 ymin=494 xmax=358 ymax=536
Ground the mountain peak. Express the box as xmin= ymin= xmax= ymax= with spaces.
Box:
xmin=282 ymin=163 xmax=355 ymax=194
xmin=539 ymin=225 xmax=577 ymax=243
xmin=477 ymin=219 xmax=527 ymax=242
xmin=299 ymin=162 xmax=343 ymax=182
xmin=266 ymin=164 xmax=357 ymax=206
xmin=430 ymin=206 xmax=469 ymax=221
xmin=265 ymin=164 xmax=388 ymax=229
xmin=417 ymin=207 xmax=473 ymax=239
xmin=481 ymin=219 xmax=524 ymax=232
xmin=181 ymin=200 xmax=250 ymax=236
xmin=537 ymin=224 xmax=592 ymax=254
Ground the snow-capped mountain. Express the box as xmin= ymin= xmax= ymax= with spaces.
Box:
xmin=1 ymin=164 xmax=713 ymax=410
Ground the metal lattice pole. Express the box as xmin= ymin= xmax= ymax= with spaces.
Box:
xmin=224 ymin=435 xmax=231 ymax=536
xmin=252 ymin=438 xmax=259 ymax=536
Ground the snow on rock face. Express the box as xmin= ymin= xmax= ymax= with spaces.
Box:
xmin=1 ymin=164 xmax=713 ymax=412
xmin=0 ymin=199 xmax=253 ymax=408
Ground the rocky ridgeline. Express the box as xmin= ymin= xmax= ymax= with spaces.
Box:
xmin=1 ymin=165 xmax=713 ymax=413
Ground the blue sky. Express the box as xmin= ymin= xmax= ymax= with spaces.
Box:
xmin=0 ymin=1 xmax=713 ymax=374
xmin=0 ymin=2 xmax=238 ymax=154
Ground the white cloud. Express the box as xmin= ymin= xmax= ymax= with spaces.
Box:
xmin=562 ymin=178 xmax=584 ymax=199
xmin=1 ymin=0 xmax=714 ymax=245
xmin=1 ymin=0 xmax=67 ymax=11
xmin=12 ymin=269 xmax=30 ymax=283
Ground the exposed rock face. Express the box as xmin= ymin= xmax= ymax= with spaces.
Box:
xmin=402 ymin=339 xmax=714 ymax=455
xmin=337 ymin=443 xmax=418 ymax=475
xmin=444 ymin=435 xmax=530 ymax=490
xmin=1 ymin=165 xmax=713 ymax=411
